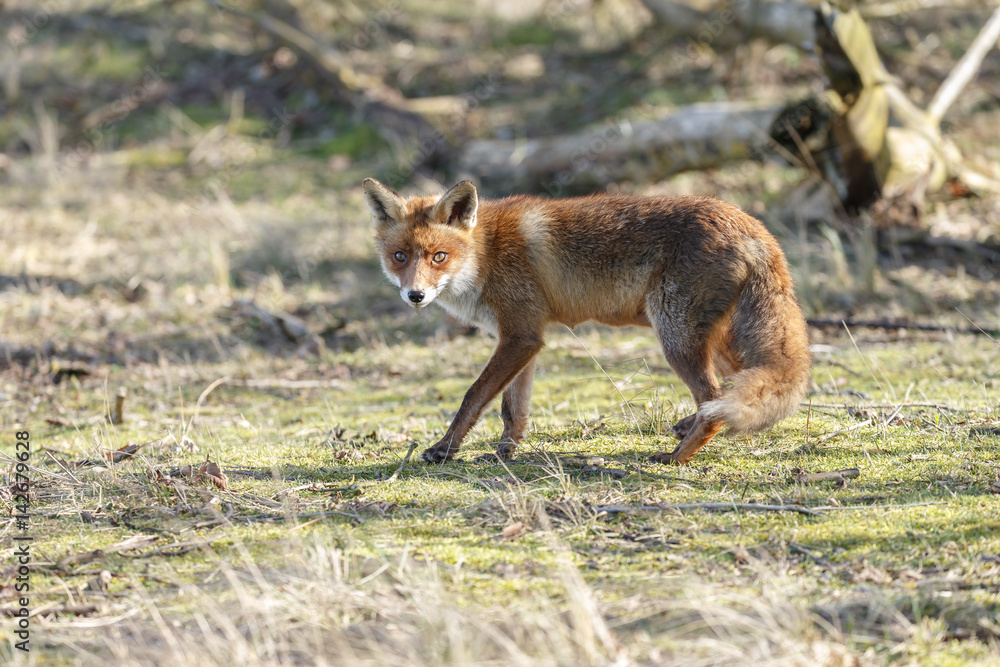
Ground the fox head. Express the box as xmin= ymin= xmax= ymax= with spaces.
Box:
xmin=363 ymin=178 xmax=480 ymax=309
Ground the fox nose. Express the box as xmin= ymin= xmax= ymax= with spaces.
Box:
xmin=407 ymin=290 xmax=425 ymax=304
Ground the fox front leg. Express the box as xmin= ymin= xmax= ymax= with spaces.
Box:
xmin=496 ymin=357 xmax=536 ymax=460
xmin=422 ymin=336 xmax=543 ymax=463
xmin=471 ymin=358 xmax=537 ymax=464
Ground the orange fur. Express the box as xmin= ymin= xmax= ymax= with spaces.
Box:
xmin=363 ymin=178 xmax=811 ymax=465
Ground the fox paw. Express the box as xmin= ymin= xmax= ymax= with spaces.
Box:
xmin=473 ymin=445 xmax=516 ymax=464
xmin=473 ymin=452 xmax=509 ymax=464
xmin=671 ymin=414 xmax=697 ymax=440
xmin=421 ymin=446 xmax=457 ymax=464
xmin=649 ymin=450 xmax=686 ymax=466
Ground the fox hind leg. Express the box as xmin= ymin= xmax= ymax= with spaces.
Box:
xmin=652 ymin=416 xmax=725 ymax=464
xmin=651 ymin=345 xmax=727 ymax=464
xmin=670 ymin=413 xmax=697 ymax=439
xmin=670 ymin=331 xmax=742 ymax=440
xmin=647 ymin=279 xmax=734 ymax=464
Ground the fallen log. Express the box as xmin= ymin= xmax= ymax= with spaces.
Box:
xmin=458 ymin=101 xmax=785 ymax=194
xmin=639 ymin=0 xmax=817 ymax=51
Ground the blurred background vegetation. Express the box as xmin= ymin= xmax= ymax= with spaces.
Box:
xmin=1 ymin=0 xmax=999 ymax=363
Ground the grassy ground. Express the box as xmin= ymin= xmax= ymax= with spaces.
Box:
xmin=2 ymin=1 xmax=1000 ymax=664
xmin=1 ymin=156 xmax=998 ymax=664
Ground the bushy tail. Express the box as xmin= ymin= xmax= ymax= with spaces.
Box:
xmin=698 ymin=254 xmax=811 ymax=434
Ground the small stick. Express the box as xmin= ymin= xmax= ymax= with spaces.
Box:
xmin=189 ymin=376 xmax=230 ymax=429
xmin=234 ymin=378 xmax=347 ymax=389
xmin=385 ymin=440 xmax=419 ymax=483
xmin=812 ymin=501 xmax=947 ymax=511
xmin=112 ymin=387 xmax=127 ymax=425
xmin=806 ymin=318 xmax=1000 ymax=337
xmin=793 ymin=468 xmax=860 ymax=483
xmin=594 ymin=502 xmax=821 ymax=517
xmin=236 ymin=509 xmax=365 ymax=524
xmin=789 ymin=542 xmax=834 ymax=567
xmin=804 ymin=402 xmax=967 ymax=413
xmin=818 ymin=417 xmax=873 ymax=442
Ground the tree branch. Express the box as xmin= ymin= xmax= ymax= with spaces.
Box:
xmin=927 ymin=5 xmax=1000 ymax=124
xmin=204 ymin=0 xmax=450 ymax=167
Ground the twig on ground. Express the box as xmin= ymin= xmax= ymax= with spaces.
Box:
xmin=188 ymin=376 xmax=230 ymax=429
xmin=789 ymin=542 xmax=834 ymax=567
xmin=793 ymin=468 xmax=861 ymax=483
xmin=818 ymin=418 xmax=874 ymax=441
xmin=594 ymin=503 xmax=822 ymax=517
xmin=806 ymin=402 xmax=967 ymax=413
xmin=120 ymin=540 xmax=215 ymax=559
xmin=806 ymin=318 xmax=1000 ymax=337
xmin=811 ymin=501 xmax=947 ymax=511
xmin=45 ymin=451 xmax=82 ymax=484
xmin=232 ymin=378 xmax=348 ymax=389
xmin=385 ymin=441 xmax=419 ymax=483
xmin=235 ymin=509 xmax=365 ymax=524
xmin=578 ymin=464 xmax=628 ymax=479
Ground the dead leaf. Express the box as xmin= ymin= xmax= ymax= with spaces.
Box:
xmin=198 ymin=460 xmax=229 ymax=490
xmin=948 ymin=179 xmax=974 ymax=198
xmin=502 ymin=521 xmax=526 ymax=540
xmin=106 ymin=443 xmax=141 ymax=463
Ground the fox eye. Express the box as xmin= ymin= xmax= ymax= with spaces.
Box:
xmin=393 ymin=251 xmax=407 ymax=263
xmin=432 ymin=251 xmax=447 ymax=263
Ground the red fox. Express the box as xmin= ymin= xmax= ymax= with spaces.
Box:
xmin=363 ymin=178 xmax=811 ymax=465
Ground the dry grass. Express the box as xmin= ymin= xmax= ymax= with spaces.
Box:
xmin=24 ymin=518 xmax=866 ymax=666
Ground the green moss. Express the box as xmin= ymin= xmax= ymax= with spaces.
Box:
xmin=502 ymin=22 xmax=560 ymax=47
xmin=307 ymin=124 xmax=387 ymax=159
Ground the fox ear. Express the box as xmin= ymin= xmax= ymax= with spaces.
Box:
xmin=363 ymin=178 xmax=404 ymax=228
xmin=433 ymin=181 xmax=478 ymax=229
